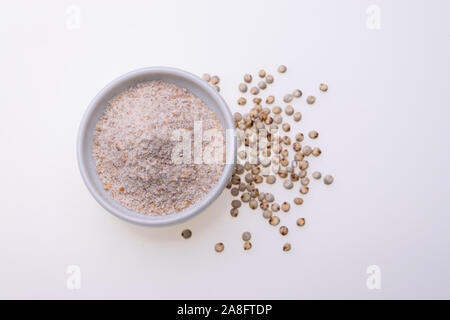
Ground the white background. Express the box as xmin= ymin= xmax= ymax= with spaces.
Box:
xmin=0 ymin=0 xmax=449 ymax=299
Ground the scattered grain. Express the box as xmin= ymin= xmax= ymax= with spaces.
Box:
xmin=296 ymin=218 xmax=305 ymax=227
xmin=283 ymin=94 xmax=293 ymax=103
xmin=202 ymin=74 xmax=211 ymax=82
xmin=215 ymin=242 xmax=224 ymax=252
xmin=324 ymin=175 xmax=334 ymax=185
xmin=293 ymin=89 xmax=302 ymax=98
xmin=278 ymin=65 xmax=287 ymax=73
xmin=269 ymin=216 xmax=280 ymax=226
xmin=279 ymin=226 xmax=288 ymax=236
xmin=306 ymin=95 xmax=316 ymax=105
xmin=242 ymin=232 xmax=251 ymax=241
xmin=244 ymin=74 xmax=252 ymax=83
xmin=319 ymin=83 xmax=328 ymax=92
xmin=181 ymin=229 xmax=192 ymax=239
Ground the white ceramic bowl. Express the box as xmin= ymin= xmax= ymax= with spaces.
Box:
xmin=77 ymin=67 xmax=236 ymax=226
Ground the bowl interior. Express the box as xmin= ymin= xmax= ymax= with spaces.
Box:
xmin=77 ymin=67 xmax=236 ymax=226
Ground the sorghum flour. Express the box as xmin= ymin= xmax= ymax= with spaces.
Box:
xmin=93 ymin=81 xmax=224 ymax=215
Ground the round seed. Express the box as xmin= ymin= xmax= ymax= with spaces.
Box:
xmin=306 ymin=96 xmax=316 ymax=105
xmin=250 ymin=189 xmax=259 ymax=198
xmin=283 ymin=180 xmax=293 ymax=190
xmin=283 ymin=94 xmax=293 ymax=103
xmin=269 ymin=216 xmax=280 ymax=226
xmin=301 ymin=177 xmax=310 ymax=186
xmin=231 ymin=175 xmax=241 ymax=184
xmin=278 ymin=65 xmax=287 ymax=73
xmin=279 ymin=226 xmax=288 ymax=236
xmin=215 ymin=242 xmax=224 ymax=252
xmin=245 ymin=173 xmax=254 ymax=183
xmin=265 ymin=193 xmax=275 ymax=202
xmin=281 ymin=202 xmax=290 ymax=212
xmin=266 ymin=95 xmax=275 ymax=104
xmin=247 ymin=183 xmax=256 ymax=192
xmin=249 ymin=199 xmax=258 ymax=209
xmin=295 ymin=133 xmax=304 ymax=142
xmin=253 ymin=97 xmax=262 ymax=104
xmin=266 ymin=175 xmax=276 ymax=184
xmin=254 ymin=175 xmax=263 ymax=184
xmin=250 ymin=87 xmax=260 ymax=95
xmin=319 ymin=83 xmax=328 ymax=92
xmin=324 ymin=175 xmax=334 ymax=185
xmin=260 ymin=201 xmax=269 ymax=210
xmin=312 ymin=147 xmax=322 ymax=157
xmin=202 ymin=73 xmax=211 ymax=82
xmin=251 ymin=166 xmax=261 ymax=175
xmin=308 ymin=130 xmax=319 ymax=139
xmin=231 ymin=200 xmax=241 ymax=208
xmin=258 ymin=192 xmax=265 ymax=202
xmin=230 ymin=187 xmax=239 ymax=196
xmin=294 ymin=152 xmax=304 ymax=161
xmin=261 ymin=157 xmax=271 ymax=167
xmin=244 ymin=74 xmax=252 ymax=83
xmin=241 ymin=192 xmax=251 ymax=202
xmin=258 ymin=69 xmax=266 ymax=78
xmin=265 ymin=74 xmax=274 ymax=84
xmin=211 ymin=75 xmax=220 ymax=85
xmin=302 ymin=146 xmax=312 ymax=156
xmin=239 ymin=83 xmax=248 ymax=93
xmin=233 ymin=112 xmax=243 ymax=122
xmin=282 ymin=123 xmax=291 ymax=132
xmin=272 ymin=106 xmax=282 ymax=114
xmin=239 ymin=182 xmax=246 ymax=191
xmin=271 ymin=203 xmax=280 ymax=212
xmin=278 ymin=169 xmax=288 ymax=178
xmin=281 ymin=149 xmax=289 ymax=158
xmin=299 ymin=160 xmax=309 ymax=170
xmin=181 ymin=229 xmax=192 ymax=239
xmin=242 ymin=232 xmax=251 ymax=241
xmin=293 ymin=142 xmax=301 ymax=152
xmin=294 ymin=197 xmax=304 ymax=205
xmin=293 ymin=112 xmax=302 ymax=122
xmin=283 ymin=243 xmax=291 ymax=252
xmin=312 ymin=171 xmax=322 ymax=180
xmin=238 ymin=97 xmax=247 ymax=106
xmin=243 ymin=241 xmax=252 ymax=250
xmin=262 ymin=210 xmax=272 ymax=219
xmin=292 ymin=89 xmax=302 ymax=98
xmin=299 ymin=186 xmax=309 ymax=194
xmin=299 ymin=170 xmax=307 ymax=178
xmin=282 ymin=136 xmax=291 ymax=145
xmin=258 ymin=81 xmax=267 ymax=90
xmin=273 ymin=115 xmax=283 ymax=124
xmin=296 ymin=218 xmax=306 ymax=227
xmin=230 ymin=208 xmax=239 ymax=217
xmin=290 ymin=173 xmax=299 ymax=182
xmin=285 ymin=105 xmax=294 ymax=116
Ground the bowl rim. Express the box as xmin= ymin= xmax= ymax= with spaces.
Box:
xmin=77 ymin=66 xmax=236 ymax=226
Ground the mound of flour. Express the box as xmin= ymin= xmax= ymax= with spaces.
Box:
xmin=92 ymin=81 xmax=224 ymax=215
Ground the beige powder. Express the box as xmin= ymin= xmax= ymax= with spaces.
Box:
xmin=92 ymin=81 xmax=224 ymax=215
